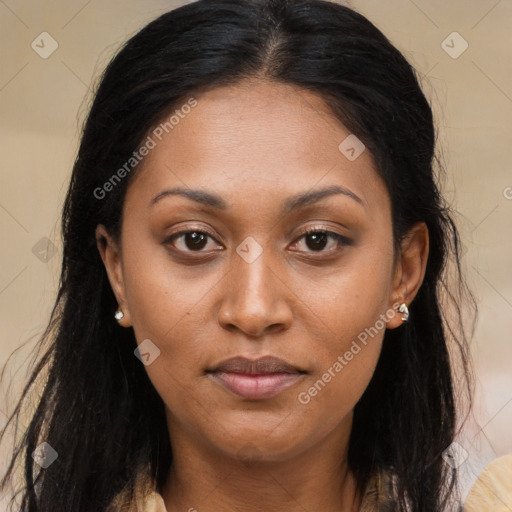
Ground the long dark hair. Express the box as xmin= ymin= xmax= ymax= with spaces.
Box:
xmin=1 ymin=0 xmax=475 ymax=510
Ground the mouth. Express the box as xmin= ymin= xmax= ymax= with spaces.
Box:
xmin=205 ymin=355 xmax=307 ymax=400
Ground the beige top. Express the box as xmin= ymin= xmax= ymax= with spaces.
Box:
xmin=463 ymin=454 xmax=512 ymax=512
xmin=110 ymin=456 xmax=512 ymax=511
xmin=109 ymin=468 xmax=396 ymax=511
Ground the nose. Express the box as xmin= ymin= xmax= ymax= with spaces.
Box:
xmin=217 ymin=247 xmax=293 ymax=338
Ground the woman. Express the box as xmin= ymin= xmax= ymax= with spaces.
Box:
xmin=0 ymin=0 xmax=480 ymax=510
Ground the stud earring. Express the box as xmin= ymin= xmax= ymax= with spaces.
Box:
xmin=114 ymin=308 xmax=124 ymax=323
xmin=398 ymin=303 xmax=409 ymax=322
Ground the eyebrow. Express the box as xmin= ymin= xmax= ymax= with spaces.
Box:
xmin=149 ymin=185 xmax=364 ymax=213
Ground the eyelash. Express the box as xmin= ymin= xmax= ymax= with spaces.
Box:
xmin=294 ymin=227 xmax=350 ymax=253
xmin=163 ymin=226 xmax=350 ymax=257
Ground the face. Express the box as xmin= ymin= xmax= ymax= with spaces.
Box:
xmin=97 ymin=79 xmax=428 ymax=463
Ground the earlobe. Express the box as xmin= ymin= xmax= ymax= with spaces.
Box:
xmin=386 ymin=222 xmax=429 ymax=329
xmin=95 ymin=224 xmax=132 ymax=327
xmin=114 ymin=306 xmax=131 ymax=328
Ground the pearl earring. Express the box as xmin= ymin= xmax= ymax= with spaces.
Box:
xmin=398 ymin=303 xmax=409 ymax=322
xmin=114 ymin=309 xmax=124 ymax=323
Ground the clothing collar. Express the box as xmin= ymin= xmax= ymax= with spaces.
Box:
xmin=109 ymin=466 xmax=396 ymax=511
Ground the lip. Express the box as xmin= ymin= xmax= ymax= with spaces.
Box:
xmin=208 ymin=372 xmax=305 ymax=400
xmin=207 ymin=355 xmax=304 ymax=375
xmin=206 ymin=356 xmax=306 ymax=400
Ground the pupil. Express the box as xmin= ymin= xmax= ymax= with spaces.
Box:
xmin=306 ymin=233 xmax=327 ymax=251
xmin=186 ymin=232 xmax=207 ymax=250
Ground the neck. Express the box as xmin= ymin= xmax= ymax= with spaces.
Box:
xmin=161 ymin=414 xmax=361 ymax=512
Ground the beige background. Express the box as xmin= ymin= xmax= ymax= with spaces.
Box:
xmin=1 ymin=0 xmax=511 ymax=506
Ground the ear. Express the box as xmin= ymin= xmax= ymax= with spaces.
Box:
xmin=95 ymin=224 xmax=132 ymax=328
xmin=386 ymin=222 xmax=429 ymax=329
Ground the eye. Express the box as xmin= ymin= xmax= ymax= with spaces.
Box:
xmin=163 ymin=229 xmax=224 ymax=253
xmin=290 ymin=228 xmax=350 ymax=254
xmin=163 ymin=227 xmax=350 ymax=257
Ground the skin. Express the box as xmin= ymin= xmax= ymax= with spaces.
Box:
xmin=96 ymin=79 xmax=429 ymax=512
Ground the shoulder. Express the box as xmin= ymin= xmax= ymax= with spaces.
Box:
xmin=108 ymin=488 xmax=167 ymax=512
xmin=106 ymin=461 xmax=167 ymax=512
xmin=463 ymin=454 xmax=512 ymax=512
xmin=138 ymin=492 xmax=167 ymax=512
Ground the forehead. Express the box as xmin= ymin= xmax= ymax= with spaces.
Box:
xmin=125 ymin=79 xmax=389 ymax=215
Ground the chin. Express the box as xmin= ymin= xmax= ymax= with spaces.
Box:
xmin=207 ymin=423 xmax=313 ymax=463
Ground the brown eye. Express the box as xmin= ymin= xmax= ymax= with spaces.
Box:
xmin=164 ymin=230 xmax=223 ymax=253
xmin=304 ymin=231 xmax=329 ymax=251
xmin=183 ymin=231 xmax=208 ymax=250
xmin=290 ymin=229 xmax=351 ymax=254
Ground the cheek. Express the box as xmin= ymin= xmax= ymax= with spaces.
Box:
xmin=295 ymin=293 xmax=386 ymax=417
xmin=119 ymin=232 xmax=222 ymax=413
xmin=294 ymin=234 xmax=394 ymax=350
xmin=297 ymin=333 xmax=383 ymax=418
xmin=293 ymin=288 xmax=386 ymax=437
xmin=292 ymin=242 xmax=393 ymax=419
xmin=121 ymin=229 xmax=220 ymax=347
